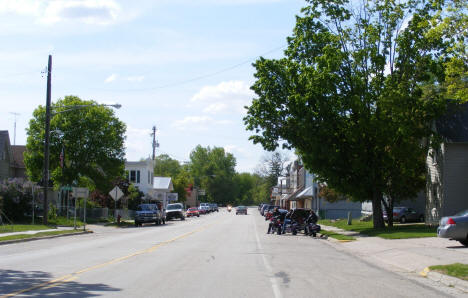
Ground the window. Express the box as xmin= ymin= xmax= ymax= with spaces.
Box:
xmin=130 ymin=170 xmax=136 ymax=183
xmin=148 ymin=171 xmax=150 ymax=184
xmin=136 ymin=170 xmax=140 ymax=183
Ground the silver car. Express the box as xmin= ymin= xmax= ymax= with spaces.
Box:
xmin=437 ymin=209 xmax=468 ymax=246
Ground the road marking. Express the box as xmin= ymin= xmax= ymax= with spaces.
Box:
xmin=420 ymin=267 xmax=430 ymax=277
xmin=253 ymin=216 xmax=283 ymax=298
xmin=1 ymin=223 xmax=216 ymax=297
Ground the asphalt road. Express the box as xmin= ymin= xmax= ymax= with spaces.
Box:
xmin=0 ymin=208 xmax=456 ymax=298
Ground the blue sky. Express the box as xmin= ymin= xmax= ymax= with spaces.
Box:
xmin=0 ymin=0 xmax=304 ymax=172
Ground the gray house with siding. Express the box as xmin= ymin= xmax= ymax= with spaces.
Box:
xmin=0 ymin=131 xmax=13 ymax=181
xmin=426 ymin=103 xmax=468 ymax=225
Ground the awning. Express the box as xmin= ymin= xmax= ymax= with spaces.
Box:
xmin=297 ymin=186 xmax=313 ymax=198
xmin=286 ymin=187 xmax=305 ymax=201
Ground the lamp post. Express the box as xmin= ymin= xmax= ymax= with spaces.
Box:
xmin=42 ymin=97 xmax=121 ymax=225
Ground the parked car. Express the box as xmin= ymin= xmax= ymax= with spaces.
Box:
xmin=166 ymin=203 xmax=186 ymax=220
xmin=212 ymin=203 xmax=219 ymax=212
xmin=198 ymin=206 xmax=207 ymax=214
xmin=134 ymin=204 xmax=164 ymax=227
xmin=236 ymin=206 xmax=247 ymax=215
xmin=438 ymin=209 xmax=468 ymax=246
xmin=260 ymin=204 xmax=270 ymax=216
xmin=186 ymin=207 xmax=200 ymax=217
xmin=200 ymin=202 xmax=211 ymax=213
xmin=383 ymin=207 xmax=424 ymax=223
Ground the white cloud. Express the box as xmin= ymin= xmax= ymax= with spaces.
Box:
xmin=0 ymin=0 xmax=121 ymax=25
xmin=190 ymin=80 xmax=254 ymax=115
xmin=105 ymin=73 xmax=117 ymax=83
xmin=172 ymin=116 xmax=231 ymax=131
xmin=126 ymin=75 xmax=145 ymax=82
xmin=125 ymin=126 xmax=152 ymax=160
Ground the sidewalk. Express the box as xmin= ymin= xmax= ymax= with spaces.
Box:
xmin=321 ymin=224 xmax=468 ymax=293
xmin=0 ymin=226 xmax=76 ymax=237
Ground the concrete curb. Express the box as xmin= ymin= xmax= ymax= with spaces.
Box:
xmin=420 ymin=267 xmax=468 ymax=293
xmin=0 ymin=230 xmax=93 ymax=246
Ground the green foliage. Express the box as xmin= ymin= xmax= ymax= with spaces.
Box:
xmin=24 ymin=95 xmax=126 ymax=194
xmin=154 ymin=154 xmax=182 ymax=177
xmin=244 ymin=0 xmax=459 ymax=228
xmin=189 ymin=145 xmax=236 ymax=206
xmin=48 ymin=203 xmax=57 ymax=222
xmin=0 ymin=178 xmax=33 ymax=222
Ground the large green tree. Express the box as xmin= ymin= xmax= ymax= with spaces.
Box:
xmin=244 ymin=0 xmax=453 ymax=228
xmin=189 ymin=145 xmax=236 ymax=206
xmin=25 ymin=96 xmax=126 ymax=193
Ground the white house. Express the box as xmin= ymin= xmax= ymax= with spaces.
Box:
xmin=124 ymin=159 xmax=154 ymax=195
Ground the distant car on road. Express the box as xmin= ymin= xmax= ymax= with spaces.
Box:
xmin=236 ymin=206 xmax=247 ymax=215
xmin=383 ymin=207 xmax=424 ymax=223
xmin=438 ymin=209 xmax=468 ymax=246
xmin=187 ymin=207 xmax=200 ymax=217
xmin=166 ymin=203 xmax=185 ymax=221
xmin=134 ymin=204 xmax=164 ymax=227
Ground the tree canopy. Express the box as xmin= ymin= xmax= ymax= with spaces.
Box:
xmin=244 ymin=0 xmax=462 ymax=227
xmin=24 ymin=95 xmax=126 ymax=193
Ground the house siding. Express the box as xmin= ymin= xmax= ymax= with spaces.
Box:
xmin=426 ymin=144 xmax=444 ymax=225
xmin=442 ymin=143 xmax=468 ymax=217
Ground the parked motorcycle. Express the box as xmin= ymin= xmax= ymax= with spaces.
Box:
xmin=305 ymin=223 xmax=321 ymax=237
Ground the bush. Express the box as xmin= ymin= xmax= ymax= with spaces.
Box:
xmin=0 ymin=178 xmax=33 ymax=222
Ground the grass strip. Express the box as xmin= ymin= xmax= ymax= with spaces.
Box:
xmin=319 ymin=219 xmax=437 ymax=239
xmin=429 ymin=263 xmax=468 ymax=281
xmin=0 ymin=229 xmax=84 ymax=242
xmin=320 ymin=230 xmax=356 ymax=241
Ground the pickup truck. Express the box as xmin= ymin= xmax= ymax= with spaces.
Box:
xmin=135 ymin=204 xmax=165 ymax=226
xmin=165 ymin=203 xmax=185 ymax=221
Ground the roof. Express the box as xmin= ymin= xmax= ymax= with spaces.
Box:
xmin=297 ymin=186 xmax=314 ymax=198
xmin=11 ymin=145 xmax=26 ymax=168
xmin=152 ymin=177 xmax=173 ymax=191
xmin=436 ymin=102 xmax=468 ymax=143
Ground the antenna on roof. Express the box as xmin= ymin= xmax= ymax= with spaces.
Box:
xmin=9 ymin=112 xmax=20 ymax=145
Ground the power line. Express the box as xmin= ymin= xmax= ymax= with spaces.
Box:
xmin=96 ymin=44 xmax=287 ymax=92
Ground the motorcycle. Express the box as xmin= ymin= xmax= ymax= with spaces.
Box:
xmin=305 ymin=223 xmax=321 ymax=237
xmin=267 ymin=216 xmax=283 ymax=235
xmin=227 ymin=205 xmax=232 ymax=212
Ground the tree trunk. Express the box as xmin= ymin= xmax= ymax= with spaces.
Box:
xmin=372 ymin=190 xmax=385 ymax=228
xmin=382 ymin=196 xmax=393 ymax=228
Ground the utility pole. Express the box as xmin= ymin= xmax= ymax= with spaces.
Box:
xmin=151 ymin=125 xmax=159 ymax=160
xmin=43 ymin=55 xmax=52 ymax=225
xmin=9 ymin=112 xmax=20 ymax=145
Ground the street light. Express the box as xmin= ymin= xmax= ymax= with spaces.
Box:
xmin=42 ymin=101 xmax=121 ymax=225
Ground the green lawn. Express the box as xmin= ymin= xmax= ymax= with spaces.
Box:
xmin=429 ymin=263 xmax=468 ymax=281
xmin=0 ymin=229 xmax=84 ymax=242
xmin=319 ymin=219 xmax=437 ymax=239
xmin=320 ymin=230 xmax=356 ymax=241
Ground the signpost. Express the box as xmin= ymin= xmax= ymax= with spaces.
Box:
xmin=72 ymin=187 xmax=89 ymax=230
xmin=109 ymin=186 xmax=124 ymax=222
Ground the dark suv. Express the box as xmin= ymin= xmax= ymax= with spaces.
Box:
xmin=135 ymin=204 xmax=164 ymax=226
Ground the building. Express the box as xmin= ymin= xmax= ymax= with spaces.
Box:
xmin=0 ymin=131 xmax=27 ymax=180
xmin=0 ymin=131 xmax=12 ymax=181
xmin=426 ymin=103 xmax=468 ymax=225
xmin=124 ymin=159 xmax=155 ymax=195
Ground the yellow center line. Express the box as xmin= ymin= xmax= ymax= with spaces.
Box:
xmin=1 ymin=221 xmax=219 ymax=297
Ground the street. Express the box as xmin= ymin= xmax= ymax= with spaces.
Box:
xmin=0 ymin=208 xmax=457 ymax=298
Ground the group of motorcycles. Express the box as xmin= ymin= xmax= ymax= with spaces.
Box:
xmin=261 ymin=206 xmax=323 ymax=237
